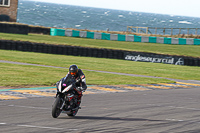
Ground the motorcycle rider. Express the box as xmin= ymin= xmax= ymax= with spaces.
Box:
xmin=56 ymin=64 xmax=87 ymax=108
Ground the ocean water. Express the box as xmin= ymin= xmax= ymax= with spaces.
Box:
xmin=17 ymin=0 xmax=200 ymax=35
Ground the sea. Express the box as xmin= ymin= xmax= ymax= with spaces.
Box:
xmin=17 ymin=0 xmax=200 ymax=35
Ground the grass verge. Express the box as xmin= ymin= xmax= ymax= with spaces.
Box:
xmin=0 ymin=33 xmax=200 ymax=57
xmin=0 ymin=62 xmax=172 ymax=87
xmin=0 ymin=49 xmax=200 ymax=87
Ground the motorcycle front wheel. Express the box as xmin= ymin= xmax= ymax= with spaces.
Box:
xmin=52 ymin=96 xmax=62 ymax=118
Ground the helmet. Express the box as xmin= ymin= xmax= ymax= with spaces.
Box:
xmin=69 ymin=65 xmax=78 ymax=76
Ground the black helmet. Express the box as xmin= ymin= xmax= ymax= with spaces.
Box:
xmin=69 ymin=65 xmax=78 ymax=76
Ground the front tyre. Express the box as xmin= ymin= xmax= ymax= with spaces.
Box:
xmin=52 ymin=96 xmax=62 ymax=118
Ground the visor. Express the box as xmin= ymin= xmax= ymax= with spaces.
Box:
xmin=70 ymin=72 xmax=77 ymax=75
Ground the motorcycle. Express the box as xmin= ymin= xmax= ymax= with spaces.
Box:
xmin=52 ymin=75 xmax=82 ymax=118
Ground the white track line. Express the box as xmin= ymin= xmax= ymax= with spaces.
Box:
xmin=8 ymin=104 xmax=49 ymax=110
xmin=17 ymin=125 xmax=65 ymax=130
xmin=17 ymin=125 xmax=78 ymax=131
xmin=0 ymin=123 xmax=78 ymax=131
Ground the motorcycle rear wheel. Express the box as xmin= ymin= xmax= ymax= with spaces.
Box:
xmin=52 ymin=96 xmax=62 ymax=118
xmin=67 ymin=109 xmax=78 ymax=117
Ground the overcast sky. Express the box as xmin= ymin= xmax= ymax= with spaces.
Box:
xmin=31 ymin=0 xmax=200 ymax=18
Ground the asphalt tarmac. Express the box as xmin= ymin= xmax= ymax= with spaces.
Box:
xmin=1 ymin=86 xmax=200 ymax=133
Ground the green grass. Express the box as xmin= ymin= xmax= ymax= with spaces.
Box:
xmin=0 ymin=32 xmax=199 ymax=87
xmin=0 ymin=62 xmax=171 ymax=87
xmin=0 ymin=33 xmax=200 ymax=57
xmin=0 ymin=50 xmax=200 ymax=87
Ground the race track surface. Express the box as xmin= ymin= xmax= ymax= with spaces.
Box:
xmin=1 ymin=85 xmax=200 ymax=133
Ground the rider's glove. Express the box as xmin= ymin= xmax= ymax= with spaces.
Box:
xmin=76 ymin=78 xmax=81 ymax=83
xmin=55 ymin=81 xmax=59 ymax=86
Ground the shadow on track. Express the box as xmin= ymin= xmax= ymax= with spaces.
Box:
xmin=58 ymin=115 xmax=164 ymax=122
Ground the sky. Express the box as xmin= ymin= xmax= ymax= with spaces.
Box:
xmin=31 ymin=0 xmax=200 ymax=18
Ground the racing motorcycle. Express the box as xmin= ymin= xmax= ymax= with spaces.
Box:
xmin=52 ymin=75 xmax=82 ymax=118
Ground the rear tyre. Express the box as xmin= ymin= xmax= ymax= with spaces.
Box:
xmin=52 ymin=97 xmax=62 ymax=118
xmin=67 ymin=109 xmax=78 ymax=117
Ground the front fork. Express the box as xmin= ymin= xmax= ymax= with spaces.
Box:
xmin=60 ymin=100 xmax=65 ymax=110
xmin=55 ymin=93 xmax=65 ymax=110
xmin=56 ymin=93 xmax=78 ymax=110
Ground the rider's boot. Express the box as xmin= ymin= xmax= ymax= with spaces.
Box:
xmin=76 ymin=94 xmax=82 ymax=109
xmin=77 ymin=100 xmax=81 ymax=109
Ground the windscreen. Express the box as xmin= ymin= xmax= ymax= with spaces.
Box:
xmin=63 ymin=74 xmax=75 ymax=87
